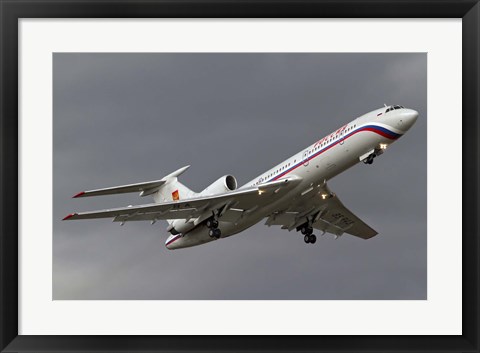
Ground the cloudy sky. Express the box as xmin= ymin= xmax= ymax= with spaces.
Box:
xmin=53 ymin=53 xmax=427 ymax=300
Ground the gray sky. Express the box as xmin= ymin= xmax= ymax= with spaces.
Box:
xmin=53 ymin=53 xmax=427 ymax=300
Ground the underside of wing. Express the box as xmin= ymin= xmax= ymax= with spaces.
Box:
xmin=311 ymin=197 xmax=377 ymax=239
xmin=265 ymin=182 xmax=377 ymax=239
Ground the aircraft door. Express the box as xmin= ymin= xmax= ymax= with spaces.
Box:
xmin=339 ymin=130 xmax=345 ymax=145
xmin=302 ymin=150 xmax=309 ymax=166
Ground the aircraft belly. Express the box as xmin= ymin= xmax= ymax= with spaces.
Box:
xmin=166 ymin=225 xmax=212 ymax=249
xmin=166 ymin=221 xmax=248 ymax=249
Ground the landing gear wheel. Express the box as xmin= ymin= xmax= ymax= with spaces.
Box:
xmin=213 ymin=228 xmax=221 ymax=239
xmin=304 ymin=235 xmax=311 ymax=243
xmin=308 ymin=234 xmax=317 ymax=244
xmin=208 ymin=228 xmax=216 ymax=238
xmin=364 ymin=154 xmax=375 ymax=165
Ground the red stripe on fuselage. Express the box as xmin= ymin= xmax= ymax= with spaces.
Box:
xmin=166 ymin=234 xmax=182 ymax=246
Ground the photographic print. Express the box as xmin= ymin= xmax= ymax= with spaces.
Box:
xmin=53 ymin=53 xmax=427 ymax=300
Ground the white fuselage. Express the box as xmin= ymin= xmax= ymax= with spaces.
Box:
xmin=165 ymin=106 xmax=418 ymax=249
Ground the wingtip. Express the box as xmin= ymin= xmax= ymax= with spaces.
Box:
xmin=73 ymin=191 xmax=85 ymax=198
xmin=62 ymin=213 xmax=77 ymax=220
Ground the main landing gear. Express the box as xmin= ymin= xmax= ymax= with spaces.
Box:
xmin=207 ymin=217 xmax=221 ymax=239
xmin=299 ymin=224 xmax=317 ymax=245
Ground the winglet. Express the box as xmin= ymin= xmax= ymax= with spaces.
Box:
xmin=73 ymin=191 xmax=85 ymax=198
xmin=62 ymin=213 xmax=77 ymax=221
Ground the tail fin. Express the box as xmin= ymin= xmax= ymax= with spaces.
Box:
xmin=152 ymin=166 xmax=197 ymax=228
xmin=152 ymin=165 xmax=197 ymax=203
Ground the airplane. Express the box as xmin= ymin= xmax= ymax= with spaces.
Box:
xmin=63 ymin=105 xmax=418 ymax=250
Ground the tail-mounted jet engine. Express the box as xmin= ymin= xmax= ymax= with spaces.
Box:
xmin=200 ymin=175 xmax=237 ymax=196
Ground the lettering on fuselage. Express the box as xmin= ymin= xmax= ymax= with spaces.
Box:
xmin=252 ymin=123 xmax=356 ymax=187
xmin=314 ymin=124 xmax=348 ymax=148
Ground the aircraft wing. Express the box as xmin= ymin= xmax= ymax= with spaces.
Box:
xmin=63 ymin=177 xmax=302 ymax=224
xmin=310 ymin=196 xmax=377 ymax=239
xmin=265 ymin=183 xmax=377 ymax=239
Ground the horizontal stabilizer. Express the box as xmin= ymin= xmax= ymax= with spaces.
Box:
xmin=72 ymin=165 xmax=191 ymax=198
xmin=73 ymin=180 xmax=167 ymax=198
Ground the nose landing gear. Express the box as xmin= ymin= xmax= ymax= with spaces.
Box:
xmin=363 ymin=153 xmax=375 ymax=165
xmin=362 ymin=146 xmax=386 ymax=165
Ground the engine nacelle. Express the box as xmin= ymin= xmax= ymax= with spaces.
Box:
xmin=201 ymin=175 xmax=237 ymax=196
xmin=169 ymin=219 xmax=195 ymax=235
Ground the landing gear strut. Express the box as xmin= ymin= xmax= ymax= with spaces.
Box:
xmin=300 ymin=225 xmax=313 ymax=235
xmin=206 ymin=218 xmax=219 ymax=229
xmin=207 ymin=217 xmax=221 ymax=239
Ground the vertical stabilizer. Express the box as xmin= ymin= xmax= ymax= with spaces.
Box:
xmin=152 ymin=165 xmax=197 ymax=204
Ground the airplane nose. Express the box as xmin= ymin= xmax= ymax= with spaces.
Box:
xmin=398 ymin=109 xmax=418 ymax=130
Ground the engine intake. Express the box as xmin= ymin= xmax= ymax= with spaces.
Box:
xmin=201 ymin=175 xmax=237 ymax=196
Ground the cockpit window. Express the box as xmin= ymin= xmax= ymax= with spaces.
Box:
xmin=385 ymin=105 xmax=405 ymax=113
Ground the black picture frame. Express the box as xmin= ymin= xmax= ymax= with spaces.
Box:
xmin=1 ymin=1 xmax=478 ymax=352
